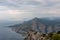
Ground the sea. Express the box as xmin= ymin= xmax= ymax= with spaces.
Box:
xmin=0 ymin=21 xmax=24 ymax=40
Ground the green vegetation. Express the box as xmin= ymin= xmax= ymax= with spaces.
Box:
xmin=47 ymin=31 xmax=60 ymax=40
xmin=52 ymin=31 xmax=60 ymax=40
xmin=52 ymin=34 xmax=60 ymax=40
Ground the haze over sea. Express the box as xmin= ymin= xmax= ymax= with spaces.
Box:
xmin=0 ymin=21 xmax=23 ymax=40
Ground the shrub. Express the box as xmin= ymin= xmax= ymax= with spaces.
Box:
xmin=52 ymin=34 xmax=60 ymax=40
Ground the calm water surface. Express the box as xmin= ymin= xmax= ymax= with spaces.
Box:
xmin=0 ymin=26 xmax=24 ymax=40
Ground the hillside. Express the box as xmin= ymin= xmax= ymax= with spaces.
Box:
xmin=9 ymin=17 xmax=60 ymax=34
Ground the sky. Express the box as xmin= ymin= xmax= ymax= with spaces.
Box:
xmin=0 ymin=0 xmax=60 ymax=21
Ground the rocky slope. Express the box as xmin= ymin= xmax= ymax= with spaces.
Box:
xmin=9 ymin=17 xmax=60 ymax=34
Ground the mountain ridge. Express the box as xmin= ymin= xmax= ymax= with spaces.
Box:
xmin=9 ymin=17 xmax=60 ymax=34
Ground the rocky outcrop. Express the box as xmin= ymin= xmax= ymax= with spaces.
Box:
xmin=24 ymin=30 xmax=60 ymax=40
xmin=24 ymin=30 xmax=52 ymax=40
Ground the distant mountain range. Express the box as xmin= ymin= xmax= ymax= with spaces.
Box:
xmin=8 ymin=17 xmax=60 ymax=34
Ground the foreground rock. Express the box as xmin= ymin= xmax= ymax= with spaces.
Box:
xmin=24 ymin=30 xmax=60 ymax=40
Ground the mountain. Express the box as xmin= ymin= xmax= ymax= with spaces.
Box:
xmin=9 ymin=17 xmax=60 ymax=34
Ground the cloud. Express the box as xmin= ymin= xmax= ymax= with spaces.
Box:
xmin=7 ymin=10 xmax=35 ymax=20
xmin=0 ymin=6 xmax=34 ymax=20
xmin=34 ymin=0 xmax=44 ymax=2
xmin=0 ymin=0 xmax=60 ymax=21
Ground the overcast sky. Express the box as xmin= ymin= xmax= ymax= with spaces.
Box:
xmin=0 ymin=0 xmax=60 ymax=21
